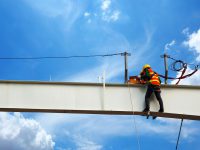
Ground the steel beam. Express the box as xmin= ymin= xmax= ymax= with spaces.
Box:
xmin=0 ymin=81 xmax=199 ymax=120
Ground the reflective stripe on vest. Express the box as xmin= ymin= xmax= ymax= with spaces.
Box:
xmin=148 ymin=68 xmax=160 ymax=86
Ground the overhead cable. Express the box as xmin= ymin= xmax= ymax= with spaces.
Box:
xmin=0 ymin=52 xmax=124 ymax=60
xmin=168 ymin=56 xmax=198 ymax=71
xmin=176 ymin=118 xmax=184 ymax=150
xmin=128 ymin=83 xmax=141 ymax=150
xmin=159 ymin=55 xmax=199 ymax=84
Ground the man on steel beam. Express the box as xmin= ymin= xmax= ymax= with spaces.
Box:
xmin=140 ymin=64 xmax=164 ymax=119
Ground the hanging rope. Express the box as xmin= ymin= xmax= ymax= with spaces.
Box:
xmin=127 ymin=83 xmax=141 ymax=150
xmin=176 ymin=118 xmax=184 ymax=150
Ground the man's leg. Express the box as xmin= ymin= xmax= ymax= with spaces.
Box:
xmin=154 ymin=91 xmax=164 ymax=112
xmin=144 ymin=85 xmax=153 ymax=111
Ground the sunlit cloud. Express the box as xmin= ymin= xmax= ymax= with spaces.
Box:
xmin=84 ymin=12 xmax=91 ymax=17
xmin=0 ymin=113 xmax=54 ymax=150
xmin=101 ymin=0 xmax=111 ymax=11
xmin=168 ymin=28 xmax=200 ymax=85
xmin=183 ymin=28 xmax=200 ymax=62
xmin=60 ymin=27 xmax=154 ymax=83
xmin=73 ymin=135 xmax=103 ymax=150
xmin=101 ymin=0 xmax=120 ymax=22
xmin=182 ymin=27 xmax=190 ymax=36
xmin=164 ymin=40 xmax=176 ymax=51
xmin=83 ymin=0 xmax=121 ymax=23
xmin=102 ymin=10 xmax=120 ymax=22
xmin=34 ymin=113 xmax=199 ymax=148
xmin=171 ymin=67 xmax=200 ymax=85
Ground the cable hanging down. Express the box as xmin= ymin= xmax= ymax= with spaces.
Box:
xmin=0 ymin=52 xmax=125 ymax=60
xmin=127 ymin=83 xmax=141 ymax=150
xmin=159 ymin=55 xmax=199 ymax=85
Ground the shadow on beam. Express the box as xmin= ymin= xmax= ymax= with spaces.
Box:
xmin=0 ymin=108 xmax=199 ymax=121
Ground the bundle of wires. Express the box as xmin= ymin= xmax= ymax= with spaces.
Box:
xmin=160 ymin=55 xmax=199 ymax=85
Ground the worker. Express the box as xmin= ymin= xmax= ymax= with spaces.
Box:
xmin=140 ymin=64 xmax=164 ymax=119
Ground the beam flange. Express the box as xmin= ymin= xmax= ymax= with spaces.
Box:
xmin=0 ymin=80 xmax=199 ymax=120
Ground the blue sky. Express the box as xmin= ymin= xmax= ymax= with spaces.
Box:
xmin=0 ymin=0 xmax=200 ymax=149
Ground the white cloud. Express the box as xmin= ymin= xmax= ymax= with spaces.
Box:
xmin=102 ymin=10 xmax=120 ymax=22
xmin=182 ymin=27 xmax=189 ymax=35
xmin=24 ymin=0 xmax=82 ymax=31
xmin=166 ymin=28 xmax=200 ymax=85
xmin=24 ymin=0 xmax=70 ymax=18
xmin=73 ymin=116 xmax=135 ymax=137
xmin=84 ymin=12 xmax=92 ymax=23
xmin=35 ymin=114 xmax=136 ymax=139
xmin=100 ymin=0 xmax=121 ymax=22
xmin=73 ymin=135 xmax=103 ymax=150
xmin=171 ymin=67 xmax=200 ymax=85
xmin=169 ymin=28 xmax=200 ymax=85
xmin=110 ymin=10 xmax=120 ymax=21
xmin=183 ymin=28 xmax=200 ymax=62
xmin=64 ymin=59 xmax=125 ymax=83
xmin=34 ymin=113 xmax=199 ymax=147
xmin=61 ymin=29 xmax=131 ymax=82
xmin=101 ymin=0 xmax=111 ymax=11
xmin=60 ymin=28 xmax=154 ymax=83
xmin=139 ymin=118 xmax=199 ymax=141
xmin=34 ymin=113 xmax=91 ymax=133
xmin=164 ymin=40 xmax=176 ymax=51
xmin=83 ymin=0 xmax=121 ymax=23
xmin=84 ymin=12 xmax=90 ymax=17
xmin=0 ymin=112 xmax=54 ymax=150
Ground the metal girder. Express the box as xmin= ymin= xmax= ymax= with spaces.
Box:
xmin=0 ymin=80 xmax=200 ymax=120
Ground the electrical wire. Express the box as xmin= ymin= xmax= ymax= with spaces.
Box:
xmin=159 ymin=55 xmax=199 ymax=84
xmin=176 ymin=118 xmax=184 ymax=150
xmin=128 ymin=83 xmax=141 ymax=150
xmin=169 ymin=60 xmax=187 ymax=72
xmin=0 ymin=52 xmax=124 ymax=60
xmin=168 ymin=56 xmax=198 ymax=72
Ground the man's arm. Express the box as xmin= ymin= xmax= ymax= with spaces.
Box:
xmin=140 ymin=68 xmax=151 ymax=81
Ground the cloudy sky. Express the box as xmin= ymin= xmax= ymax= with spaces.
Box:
xmin=0 ymin=0 xmax=200 ymax=149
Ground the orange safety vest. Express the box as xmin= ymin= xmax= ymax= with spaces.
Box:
xmin=148 ymin=68 xmax=161 ymax=86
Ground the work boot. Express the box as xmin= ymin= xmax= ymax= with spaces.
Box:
xmin=159 ymin=109 xmax=164 ymax=113
xmin=153 ymin=109 xmax=163 ymax=120
xmin=143 ymin=108 xmax=150 ymax=118
xmin=146 ymin=111 xmax=150 ymax=119
xmin=152 ymin=116 xmax=157 ymax=120
xmin=143 ymin=108 xmax=149 ymax=112
xmin=142 ymin=108 xmax=150 ymax=118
